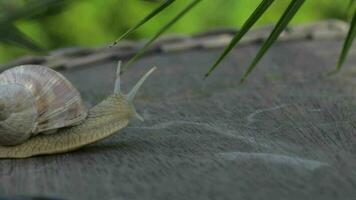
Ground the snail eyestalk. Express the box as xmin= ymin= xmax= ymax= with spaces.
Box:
xmin=126 ymin=66 xmax=157 ymax=121
xmin=114 ymin=61 xmax=122 ymax=95
xmin=127 ymin=66 xmax=157 ymax=102
xmin=112 ymin=62 xmax=156 ymax=121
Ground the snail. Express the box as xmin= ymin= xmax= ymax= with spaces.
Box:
xmin=0 ymin=62 xmax=156 ymax=158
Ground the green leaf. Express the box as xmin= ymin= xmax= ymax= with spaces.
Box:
xmin=348 ymin=0 xmax=356 ymax=16
xmin=0 ymin=0 xmax=64 ymax=24
xmin=204 ymin=0 xmax=275 ymax=78
xmin=0 ymin=24 xmax=42 ymax=51
xmin=336 ymin=9 xmax=356 ymax=71
xmin=0 ymin=0 xmax=64 ymax=51
xmin=111 ymin=0 xmax=176 ymax=46
xmin=123 ymin=0 xmax=203 ymax=71
xmin=240 ymin=0 xmax=305 ymax=83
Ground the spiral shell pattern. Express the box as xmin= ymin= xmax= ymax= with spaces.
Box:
xmin=0 ymin=65 xmax=87 ymax=135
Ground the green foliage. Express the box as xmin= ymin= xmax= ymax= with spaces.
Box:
xmin=0 ymin=0 xmax=351 ymax=69
xmin=240 ymin=0 xmax=305 ymax=83
xmin=0 ymin=0 xmax=65 ymax=51
xmin=123 ymin=0 xmax=202 ymax=71
xmin=350 ymin=0 xmax=356 ymax=10
xmin=204 ymin=0 xmax=274 ymax=78
xmin=111 ymin=0 xmax=176 ymax=46
xmin=0 ymin=24 xmax=41 ymax=51
xmin=337 ymin=9 xmax=356 ymax=71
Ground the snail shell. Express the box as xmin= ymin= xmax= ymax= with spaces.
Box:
xmin=0 ymin=65 xmax=87 ymax=145
xmin=0 ymin=62 xmax=156 ymax=158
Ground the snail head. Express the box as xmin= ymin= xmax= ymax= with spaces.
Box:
xmin=113 ymin=61 xmax=156 ymax=121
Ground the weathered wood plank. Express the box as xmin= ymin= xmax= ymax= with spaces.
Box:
xmin=0 ymin=27 xmax=356 ymax=199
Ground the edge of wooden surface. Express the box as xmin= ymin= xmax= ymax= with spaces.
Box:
xmin=0 ymin=19 xmax=349 ymax=71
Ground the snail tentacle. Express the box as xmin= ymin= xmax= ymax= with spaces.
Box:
xmin=126 ymin=66 xmax=156 ymax=121
xmin=127 ymin=66 xmax=157 ymax=102
xmin=114 ymin=61 xmax=122 ymax=95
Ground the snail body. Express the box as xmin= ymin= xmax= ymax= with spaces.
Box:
xmin=0 ymin=62 xmax=156 ymax=158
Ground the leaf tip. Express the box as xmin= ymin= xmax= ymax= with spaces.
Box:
xmin=239 ymin=78 xmax=246 ymax=84
xmin=203 ymin=73 xmax=210 ymax=80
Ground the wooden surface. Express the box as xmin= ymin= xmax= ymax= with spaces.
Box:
xmin=1 ymin=21 xmax=356 ymax=200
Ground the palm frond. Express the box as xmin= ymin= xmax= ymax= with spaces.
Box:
xmin=123 ymin=0 xmax=203 ymax=71
xmin=204 ymin=0 xmax=275 ymax=78
xmin=240 ymin=0 xmax=305 ymax=83
xmin=111 ymin=0 xmax=176 ymax=47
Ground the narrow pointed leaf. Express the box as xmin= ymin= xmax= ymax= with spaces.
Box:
xmin=204 ymin=0 xmax=274 ymax=78
xmin=0 ymin=24 xmax=42 ymax=51
xmin=336 ymin=9 xmax=356 ymax=71
xmin=0 ymin=0 xmax=62 ymax=51
xmin=111 ymin=0 xmax=176 ymax=46
xmin=0 ymin=0 xmax=64 ymax=24
xmin=123 ymin=0 xmax=203 ymax=71
xmin=240 ymin=0 xmax=305 ymax=83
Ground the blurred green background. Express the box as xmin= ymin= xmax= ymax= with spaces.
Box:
xmin=0 ymin=0 xmax=349 ymax=63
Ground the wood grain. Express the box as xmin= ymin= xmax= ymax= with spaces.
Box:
xmin=0 ymin=36 xmax=356 ymax=199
